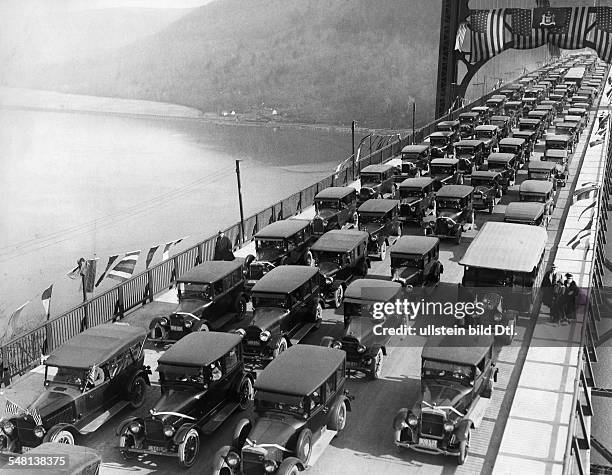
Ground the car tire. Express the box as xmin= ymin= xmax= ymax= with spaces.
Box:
xmin=276 ymin=458 xmax=302 ymax=475
xmin=237 ymin=377 xmax=254 ymax=411
xmin=234 ymin=296 xmax=247 ymax=321
xmin=380 ymin=241 xmax=387 ymax=261
xmin=328 ymin=400 xmax=347 ymax=432
xmin=369 ymin=349 xmax=384 ymax=380
xmin=295 ymin=428 xmax=313 ymax=464
xmin=273 ymin=337 xmax=288 ymax=359
xmin=457 ymin=431 xmax=470 ymax=465
xmin=333 ymin=286 xmax=344 ymax=309
xmin=128 ymin=375 xmax=147 ymax=409
xmin=314 ymin=303 xmax=323 ymax=329
xmin=49 ymin=428 xmax=75 ymax=445
xmin=119 ymin=434 xmax=136 ymax=460
xmin=178 ymin=428 xmax=200 ymax=468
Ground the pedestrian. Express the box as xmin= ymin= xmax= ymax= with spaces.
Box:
xmin=551 ymin=275 xmax=565 ymax=324
xmin=213 ymin=230 xmax=235 ymax=261
xmin=563 ymin=273 xmax=578 ymax=321
xmin=542 ymin=263 xmax=557 ymax=307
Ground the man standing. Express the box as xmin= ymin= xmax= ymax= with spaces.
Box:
xmin=542 ymin=263 xmax=557 ymax=307
xmin=213 ymin=230 xmax=235 ymax=261
xmin=551 ymin=275 xmax=565 ymax=325
xmin=563 ymin=273 xmax=578 ymax=321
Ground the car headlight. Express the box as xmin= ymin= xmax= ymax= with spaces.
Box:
xmin=184 ymin=320 xmax=193 ymax=328
xmin=371 ymin=235 xmax=378 ymax=241
xmin=160 ymin=318 xmax=168 ymax=326
xmin=357 ymin=344 xmax=366 ymax=353
xmin=444 ymin=422 xmax=455 ymax=432
xmin=2 ymin=421 xmax=14 ymax=435
xmin=325 ymin=276 xmax=333 ymax=285
xmin=163 ymin=425 xmax=175 ymax=437
xmin=410 ymin=205 xmax=415 ymax=211
xmin=332 ymin=341 xmax=342 ymax=349
xmin=407 ymin=415 xmax=418 ymax=426
xmin=226 ymin=451 xmax=240 ymax=467
xmin=129 ymin=421 xmax=141 ymax=434
xmin=260 ymin=331 xmax=271 ymax=342
xmin=263 ymin=460 xmax=278 ymax=473
xmin=34 ymin=426 xmax=45 ymax=438
xmin=321 ymin=219 xmax=328 ymax=226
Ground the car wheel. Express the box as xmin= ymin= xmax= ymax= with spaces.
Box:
xmin=314 ymin=303 xmax=323 ymax=329
xmin=328 ymin=400 xmax=347 ymax=432
xmin=178 ymin=428 xmax=200 ymax=468
xmin=237 ymin=377 xmax=254 ymax=411
xmin=50 ymin=429 xmax=74 ymax=445
xmin=273 ymin=337 xmax=288 ymax=359
xmin=369 ymin=349 xmax=384 ymax=380
xmin=234 ymin=296 xmax=247 ymax=321
xmin=119 ymin=435 xmax=136 ymax=460
xmin=128 ymin=375 xmax=147 ymax=409
xmin=333 ymin=286 xmax=344 ymax=309
xmin=380 ymin=241 xmax=387 ymax=261
xmin=276 ymin=458 xmax=302 ymax=475
xmin=295 ymin=428 xmax=312 ymax=464
xmin=457 ymin=431 xmax=470 ymax=465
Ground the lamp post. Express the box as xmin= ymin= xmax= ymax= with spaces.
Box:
xmin=235 ymin=160 xmax=246 ymax=244
xmin=412 ymin=102 xmax=416 ymax=144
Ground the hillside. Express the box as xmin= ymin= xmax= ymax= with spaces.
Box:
xmin=5 ymin=0 xmax=443 ymax=129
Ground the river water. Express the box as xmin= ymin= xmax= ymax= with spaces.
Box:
xmin=0 ymin=108 xmax=352 ymax=337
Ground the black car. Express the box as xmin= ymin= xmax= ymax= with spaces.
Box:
xmin=393 ymin=335 xmax=498 ymax=464
xmin=527 ymin=161 xmax=558 ymax=192
xmin=398 ymin=177 xmax=437 ymax=225
xmin=214 ymin=345 xmax=352 ymax=474
xmin=357 ymin=199 xmax=401 ymax=260
xmin=470 ymin=170 xmax=503 ymax=213
xmin=454 ymin=140 xmax=487 ymax=170
xmin=0 ymin=324 xmax=150 ymax=452
xmin=149 ymin=259 xmax=249 ymax=343
xmin=489 ymin=115 xmax=512 ymax=139
xmin=519 ymin=180 xmax=555 ymax=215
xmin=390 ymin=236 xmax=443 ymax=287
xmin=240 ymin=266 xmax=322 ymax=368
xmin=311 ymin=229 xmax=370 ymax=308
xmin=428 ymin=132 xmax=456 ymax=158
xmin=484 ymin=152 xmax=517 ymax=190
xmin=498 ymin=137 xmax=528 ymax=166
xmin=511 ymin=130 xmax=537 ymax=159
xmin=324 ymin=279 xmax=404 ymax=379
xmin=429 ymin=158 xmax=465 ymax=187
xmin=518 ymin=118 xmax=544 ymax=140
xmin=424 ymin=185 xmax=474 ymax=244
xmin=311 ymin=186 xmax=358 ymax=236
xmin=473 ymin=125 xmax=500 ymax=154
xmin=245 ymin=219 xmax=315 ymax=290
xmin=395 ymin=144 xmax=431 ymax=180
xmin=117 ymin=332 xmax=254 ymax=468
xmin=357 ymin=164 xmax=398 ymax=205
xmin=436 ymin=120 xmax=461 ymax=137
xmin=504 ymin=202 xmax=549 ymax=227
xmin=458 ymin=112 xmax=479 ymax=138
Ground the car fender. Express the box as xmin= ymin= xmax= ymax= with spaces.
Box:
xmin=116 ymin=417 xmax=143 ymax=436
xmin=454 ymin=419 xmax=473 ymax=442
xmin=148 ymin=316 xmax=164 ymax=330
xmin=43 ymin=423 xmax=78 ymax=440
xmin=393 ymin=408 xmax=409 ymax=430
xmin=173 ymin=422 xmax=198 ymax=444
xmin=343 ymin=395 xmax=353 ymax=412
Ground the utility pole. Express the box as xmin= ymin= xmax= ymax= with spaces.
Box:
xmin=412 ymin=102 xmax=416 ymax=144
xmin=351 ymin=121 xmax=356 ymax=179
xmin=235 ymin=160 xmax=246 ymax=244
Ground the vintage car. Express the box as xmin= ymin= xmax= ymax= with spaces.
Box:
xmin=521 ymin=96 xmax=538 ymax=114
xmin=0 ymin=443 xmax=101 ymax=475
xmin=436 ymin=120 xmax=461 ymax=136
xmin=563 ymin=114 xmax=585 ymax=136
xmin=245 ymin=220 xmax=315 ymax=290
xmin=471 ymin=106 xmax=491 ymax=124
xmin=240 ymin=266 xmax=322 ymax=368
xmin=458 ymin=112 xmax=480 ymax=138
xmin=0 ymin=324 xmax=150 ymax=453
xmin=428 ymin=131 xmax=457 ymax=158
xmin=454 ymin=140 xmax=486 ymax=170
xmin=393 ymin=335 xmax=498 ymax=464
xmin=390 ymin=236 xmax=443 ymax=287
xmin=430 ymin=158 xmax=465 ymax=187
xmin=470 ymin=170 xmax=503 ymax=213
xmin=527 ymin=110 xmax=551 ymax=130
xmin=511 ymin=130 xmax=537 ymax=159
xmin=473 ymin=125 xmax=499 ymax=154
xmin=484 ymin=152 xmax=517 ymax=190
xmin=358 ymin=199 xmax=401 ymax=260
xmin=358 ymin=164 xmax=398 ymax=205
xmin=504 ymin=101 xmax=523 ymax=120
xmin=547 ymin=94 xmax=566 ymax=112
xmin=326 ymin=279 xmax=403 ymax=378
xmin=396 ymin=144 xmax=431 ymax=180
xmin=398 ymin=177 xmax=437 ymax=225
xmin=214 ymin=345 xmax=352 ymax=474
xmin=311 ymin=229 xmax=370 ymax=308
xmin=523 ymin=87 xmax=544 ymax=103
xmin=498 ymin=88 xmax=519 ymax=101
xmin=542 ymin=149 xmax=569 ymax=187
xmin=117 ymin=332 xmax=254 ymax=468
xmin=554 ymin=122 xmax=578 ymax=149
xmin=534 ymin=104 xmax=556 ymax=124
xmin=567 ymin=107 xmax=588 ymax=130
xmin=518 ymin=117 xmax=544 ymax=140
xmin=485 ymin=96 xmax=506 ymax=115
xmin=504 ymin=202 xmax=549 ymax=227
xmin=504 ymin=83 xmax=524 ymax=99
xmin=519 ymin=180 xmax=555 ymax=215
xmin=312 ymin=186 xmax=358 ymax=236
xmin=149 ymin=259 xmax=249 ymax=343
xmin=498 ymin=137 xmax=527 ymax=165
xmin=489 ymin=115 xmax=512 ymax=139
xmin=424 ymin=185 xmax=474 ymax=244
xmin=527 ymin=161 xmax=558 ymax=191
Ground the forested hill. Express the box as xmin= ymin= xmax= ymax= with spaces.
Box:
xmin=5 ymin=0 xmax=442 ymax=129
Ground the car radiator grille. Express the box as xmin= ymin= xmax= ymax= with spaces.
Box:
xmin=312 ymin=219 xmax=326 ymax=234
xmin=14 ymin=419 xmax=40 ymax=448
xmin=420 ymin=412 xmax=445 ymax=438
xmin=144 ymin=418 xmax=167 ymax=445
xmin=242 ymin=448 xmax=267 ymax=475
xmin=341 ymin=337 xmax=360 ymax=360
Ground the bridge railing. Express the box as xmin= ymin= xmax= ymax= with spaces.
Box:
xmin=0 ymin=62 xmax=561 ymax=382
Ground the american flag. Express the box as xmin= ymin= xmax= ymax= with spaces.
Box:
xmin=469 ymin=9 xmax=510 ymax=63
xmin=591 ymin=6 xmax=612 ymax=64
xmin=548 ymin=7 xmax=595 ymax=50
xmin=511 ymin=9 xmax=547 ymax=50
xmin=597 ymin=113 xmax=609 ymax=136
xmin=5 ymin=399 xmax=22 ymax=415
xmin=455 ymin=22 xmax=468 ymax=52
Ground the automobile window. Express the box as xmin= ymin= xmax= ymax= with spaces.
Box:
xmin=309 ymin=385 xmax=325 ymax=411
xmin=107 ymin=357 xmax=121 ymax=379
xmin=222 ymin=275 xmax=233 ymax=292
xmin=391 ymin=255 xmax=422 ymax=269
xmin=475 ymin=357 xmax=486 ymax=379
xmin=430 ymin=165 xmax=455 ymax=176
xmin=436 ymin=199 xmax=461 ymax=210
xmin=252 ymin=293 xmax=288 ymax=308
xmin=257 ymin=240 xmax=287 ymax=252
xmin=400 ymin=187 xmax=423 ymax=198
xmin=315 ymin=251 xmax=343 ymax=265
xmin=213 ymin=280 xmax=224 ymax=296
xmin=344 ymin=301 xmax=362 ymax=317
xmin=223 ymin=348 xmax=239 ymax=373
xmin=360 ymin=173 xmax=380 ymax=185
xmin=178 ymin=282 xmax=212 ymax=301
xmin=47 ymin=366 xmax=85 ymax=387
xmin=86 ymin=364 xmax=107 ymax=389
xmin=327 ymin=371 xmax=337 ymax=396
xmin=357 ymin=244 xmax=362 ymax=257
xmin=422 ymin=360 xmax=474 ymax=380
xmin=337 ymin=363 xmax=345 ymax=384
xmin=255 ymin=391 xmax=305 ymax=416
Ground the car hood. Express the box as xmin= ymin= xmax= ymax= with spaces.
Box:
xmin=257 ymin=249 xmax=283 ymax=264
xmin=314 ymin=209 xmax=338 ymax=221
xmin=319 ymin=261 xmax=341 ymax=277
xmin=420 ymin=381 xmax=472 ymax=410
xmin=473 ymin=185 xmax=493 ymax=194
xmin=362 ymin=222 xmax=383 ymax=235
xmin=34 ymin=386 xmax=80 ymax=419
xmin=248 ymin=416 xmax=304 ymax=449
xmin=343 ymin=316 xmax=377 ymax=345
xmin=175 ymin=299 xmax=211 ymax=315
xmin=400 ymin=197 xmax=421 ymax=207
xmin=251 ymin=307 xmax=288 ymax=332
xmin=150 ymin=389 xmax=203 ymax=425
xmin=393 ymin=267 xmax=421 ymax=285
xmin=437 ymin=209 xmax=462 ymax=220
xmin=359 ymin=186 xmax=378 ymax=196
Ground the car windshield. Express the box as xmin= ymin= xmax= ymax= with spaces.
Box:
xmin=360 ymin=173 xmax=381 ymax=186
xmin=178 ymin=282 xmax=212 ymax=301
xmin=455 ymin=147 xmax=474 ymax=155
xmin=160 ymin=365 xmax=214 ymax=386
xmin=422 ymin=359 xmax=474 ymax=381
xmin=255 ymin=391 xmax=307 ymax=416
xmin=476 ymin=131 xmax=493 ymax=138
xmin=430 ymin=137 xmax=448 ymax=147
xmin=314 ymin=251 xmax=345 ymax=265
xmin=436 ymin=199 xmax=462 ymax=209
xmin=45 ymin=366 xmax=85 ymax=387
xmin=490 ymin=120 xmax=505 ymax=127
xmin=252 ymin=293 xmax=289 ymax=309
xmin=359 ymin=214 xmax=385 ymax=225
xmin=547 ymin=142 xmax=566 ymax=150
xmin=471 ymin=177 xmax=493 ymax=187
xmin=430 ymin=165 xmax=455 ymax=176
xmin=315 ymin=199 xmax=340 ymax=211
xmin=256 ymin=240 xmax=287 ymax=252
xmin=459 ymin=116 xmax=475 ymax=124
xmin=498 ymin=146 xmax=517 ymax=154
xmin=391 ymin=255 xmax=422 ymax=269
xmin=529 ymin=171 xmax=550 ymax=180
xmin=521 ymin=193 xmax=546 ymax=203
xmin=464 ymin=266 xmax=512 ymax=286
xmin=400 ymin=188 xmax=423 ymax=198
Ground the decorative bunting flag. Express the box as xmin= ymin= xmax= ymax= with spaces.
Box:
xmin=455 ymin=22 xmax=468 ymax=52
xmin=145 ymin=245 xmax=159 ymax=269
xmin=82 ymin=258 xmax=98 ymax=293
xmin=161 ymin=237 xmax=188 ymax=261
xmin=4 ymin=399 xmax=22 ymax=415
xmin=41 ymin=284 xmax=52 ymax=319
xmin=27 ymin=407 xmax=42 ymax=426
xmin=107 ymin=251 xmax=141 ymax=282
xmin=95 ymin=254 xmax=119 ymax=288
xmin=66 ymin=257 xmax=86 ymax=280
xmin=8 ymin=301 xmax=29 ymax=335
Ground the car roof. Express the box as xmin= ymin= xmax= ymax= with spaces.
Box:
xmin=535 ymin=104 xmax=554 ymax=110
xmin=546 ymin=134 xmax=571 ymax=142
xmin=431 ymin=158 xmax=459 ymax=165
xmin=399 ymin=177 xmax=435 ymax=188
xmin=498 ymin=138 xmax=525 ymax=146
xmin=545 ymin=149 xmax=568 ymax=157
xmin=459 ymin=112 xmax=479 ymax=117
xmin=490 ymin=115 xmax=510 ymax=121
xmin=311 ymin=229 xmax=369 ymax=253
xmin=178 ymin=259 xmax=245 ymax=284
xmin=422 ymin=335 xmax=494 ymax=365
xmin=505 ymin=202 xmax=545 ymax=221
xmin=471 ymin=170 xmax=501 ymax=179
xmin=254 ymin=345 xmax=345 ymax=396
xmin=556 ymin=121 xmax=577 ymax=127
xmin=344 ymin=278 xmax=402 ymax=301
xmin=314 ymin=186 xmax=356 ymax=200
xmin=528 ymin=110 xmax=548 ymax=116
xmin=361 ymin=164 xmax=396 ymax=173
xmin=401 ymin=144 xmax=430 ymax=153
xmin=528 ymin=160 xmax=556 ymax=171
xmin=437 ymin=120 xmax=460 ymax=126
xmin=459 ymin=221 xmax=548 ymax=272
xmin=358 ymin=199 xmax=400 ymax=214
xmin=563 ymin=116 xmax=581 ymax=122
xmin=519 ymin=118 xmax=542 ymax=123
xmin=158 ymin=332 xmax=242 ymax=367
xmin=474 ymin=125 xmax=498 ymax=131
xmin=455 ymin=140 xmax=484 ymax=147
xmin=251 ymin=265 xmax=319 ymax=294
xmin=390 ymin=235 xmax=439 ymax=255
xmin=512 ymin=130 xmax=536 ymax=137
xmin=487 ymin=96 xmax=505 ymax=102
xmin=435 ymin=185 xmax=474 ymax=198
xmin=568 ymin=107 xmax=587 ymax=113
xmin=520 ymin=179 xmax=554 ymax=193
xmin=45 ymin=323 xmax=146 ymax=369
xmin=472 ymin=106 xmax=490 ymax=111
xmin=255 ymin=219 xmax=311 ymax=239
xmin=429 ymin=131 xmax=454 ymax=137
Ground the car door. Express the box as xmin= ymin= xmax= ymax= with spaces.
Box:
xmin=306 ymin=383 xmax=328 ymax=434
xmin=84 ymin=366 xmax=113 ymax=413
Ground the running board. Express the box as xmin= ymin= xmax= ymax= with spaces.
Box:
xmin=80 ymin=401 xmax=129 ymax=434
xmin=307 ymin=428 xmax=338 ymax=468
xmin=290 ymin=323 xmax=317 ymax=345
xmin=201 ymin=403 xmax=240 ymax=435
